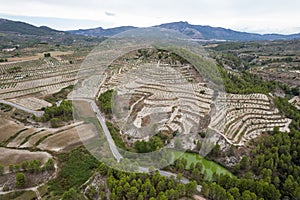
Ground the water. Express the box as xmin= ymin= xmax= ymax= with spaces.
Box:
xmin=172 ymin=151 xmax=232 ymax=180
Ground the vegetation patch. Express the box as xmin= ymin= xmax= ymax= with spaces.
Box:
xmin=36 ymin=100 xmax=73 ymax=128
xmin=0 ymin=103 xmax=13 ymax=112
xmin=44 ymin=85 xmax=74 ymax=104
xmin=48 ymin=147 xmax=98 ymax=196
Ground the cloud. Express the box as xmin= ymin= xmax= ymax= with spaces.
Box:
xmin=0 ymin=0 xmax=299 ymax=34
xmin=105 ymin=12 xmax=115 ymax=17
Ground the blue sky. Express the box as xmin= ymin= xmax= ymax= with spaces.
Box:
xmin=0 ymin=0 xmax=299 ymax=34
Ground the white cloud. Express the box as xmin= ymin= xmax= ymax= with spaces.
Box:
xmin=0 ymin=0 xmax=299 ymax=34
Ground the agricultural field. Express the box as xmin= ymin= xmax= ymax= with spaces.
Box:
xmin=0 ymin=118 xmax=24 ymax=143
xmin=0 ymin=28 xmax=299 ymax=199
xmin=37 ymin=123 xmax=98 ymax=152
xmin=0 ymin=49 xmax=89 ymax=100
xmin=97 ymin=48 xmax=291 ymax=149
xmin=0 ymin=148 xmax=52 ymax=171
xmin=9 ymin=97 xmax=52 ymax=111
xmin=209 ymin=40 xmax=300 ymax=88
xmin=210 ymin=93 xmax=291 ymax=145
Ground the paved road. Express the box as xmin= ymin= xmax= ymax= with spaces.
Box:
xmin=138 ymin=167 xmax=202 ymax=192
xmin=71 ymin=97 xmax=201 ymax=191
xmin=71 ymin=98 xmax=123 ymax=162
xmin=0 ymin=99 xmax=44 ymax=117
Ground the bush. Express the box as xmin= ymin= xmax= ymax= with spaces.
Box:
xmin=44 ymin=53 xmax=51 ymax=58
xmin=16 ymin=173 xmax=27 ymax=188
xmin=0 ymin=164 xmax=4 ymax=175
xmin=50 ymin=118 xmax=62 ymax=128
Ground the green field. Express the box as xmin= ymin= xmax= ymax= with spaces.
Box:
xmin=172 ymin=151 xmax=232 ymax=180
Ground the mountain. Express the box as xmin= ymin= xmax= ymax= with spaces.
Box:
xmin=0 ymin=18 xmax=64 ymax=36
xmin=68 ymin=26 xmax=136 ymax=37
xmin=157 ymin=21 xmax=300 ymax=41
xmin=1 ymin=18 xmax=300 ymax=42
xmin=0 ymin=18 xmax=103 ymax=48
xmin=68 ymin=21 xmax=300 ymax=41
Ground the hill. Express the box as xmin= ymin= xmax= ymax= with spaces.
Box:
xmin=68 ymin=26 xmax=136 ymax=37
xmin=0 ymin=18 xmax=64 ymax=36
xmin=0 ymin=18 xmax=102 ymax=49
xmin=69 ymin=21 xmax=300 ymax=41
xmin=1 ymin=18 xmax=300 ymax=43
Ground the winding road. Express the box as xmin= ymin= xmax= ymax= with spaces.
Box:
xmin=71 ymin=98 xmax=123 ymax=162
xmin=71 ymin=97 xmax=202 ymax=192
xmin=0 ymin=96 xmax=202 ymax=193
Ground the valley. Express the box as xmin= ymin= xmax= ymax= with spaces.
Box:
xmin=0 ymin=18 xmax=299 ymax=200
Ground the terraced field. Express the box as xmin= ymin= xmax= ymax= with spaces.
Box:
xmin=98 ymin=48 xmax=291 ymax=147
xmin=0 ymin=118 xmax=95 ymax=153
xmin=97 ymin=49 xmax=213 ymax=149
xmin=210 ymin=93 xmax=291 ymax=145
xmin=0 ymin=119 xmax=25 ymax=143
xmin=0 ymin=52 xmax=87 ymax=100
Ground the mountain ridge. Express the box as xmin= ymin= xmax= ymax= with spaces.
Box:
xmin=0 ymin=18 xmax=65 ymax=36
xmin=68 ymin=21 xmax=300 ymax=41
xmin=1 ymin=18 xmax=300 ymax=41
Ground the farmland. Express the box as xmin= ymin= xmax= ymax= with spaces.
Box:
xmin=0 ymin=28 xmax=299 ymax=199
xmin=0 ymin=49 xmax=89 ymax=100
xmin=0 ymin=148 xmax=52 ymax=172
xmin=97 ymin=48 xmax=291 ymax=149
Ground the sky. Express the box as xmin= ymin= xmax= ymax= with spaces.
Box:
xmin=0 ymin=0 xmax=299 ymax=34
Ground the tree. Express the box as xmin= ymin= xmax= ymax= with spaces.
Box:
xmin=21 ymin=161 xmax=28 ymax=171
xmin=176 ymin=173 xmax=183 ymax=182
xmin=9 ymin=164 xmax=14 ymax=173
xmin=16 ymin=172 xmax=27 ymax=188
xmin=228 ymin=187 xmax=240 ymax=199
xmin=240 ymin=156 xmax=250 ymax=170
xmin=186 ymin=180 xmax=197 ymax=197
xmin=44 ymin=158 xmax=55 ymax=171
xmin=191 ymin=168 xmax=202 ymax=184
xmin=28 ymin=160 xmax=41 ymax=173
xmin=62 ymin=188 xmax=79 ymax=200
xmin=14 ymin=164 xmax=20 ymax=172
xmin=149 ymin=186 xmax=157 ymax=198
xmin=157 ymin=181 xmax=166 ymax=193
xmin=211 ymin=144 xmax=221 ymax=157
xmin=0 ymin=164 xmax=4 ymax=175
xmin=98 ymin=163 xmax=108 ymax=176
xmin=44 ymin=53 xmax=51 ymax=58
xmin=241 ymin=190 xmax=257 ymax=200
xmin=126 ymin=186 xmax=139 ymax=199
xmin=137 ymin=193 xmax=144 ymax=200
xmin=50 ymin=117 xmax=62 ymax=128
xmin=199 ymin=132 xmax=206 ymax=138
xmin=176 ymin=183 xmax=186 ymax=197
xmin=158 ymin=192 xmax=168 ymax=200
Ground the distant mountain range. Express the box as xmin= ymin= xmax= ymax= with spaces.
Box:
xmin=1 ymin=18 xmax=300 ymax=42
xmin=0 ymin=18 xmax=64 ymax=36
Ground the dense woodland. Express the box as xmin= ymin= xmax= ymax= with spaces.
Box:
xmin=200 ymin=65 xmax=300 ymax=199
xmin=220 ymin=68 xmax=299 ymax=96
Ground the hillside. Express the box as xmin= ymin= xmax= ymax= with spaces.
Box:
xmin=68 ymin=26 xmax=136 ymax=37
xmin=69 ymin=21 xmax=300 ymax=41
xmin=0 ymin=18 xmax=103 ymax=49
xmin=157 ymin=21 xmax=300 ymax=41
xmin=1 ymin=18 xmax=300 ymax=42
xmin=0 ymin=18 xmax=63 ymax=36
